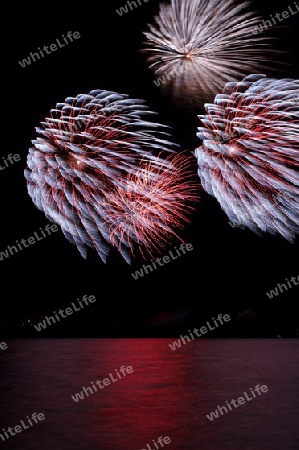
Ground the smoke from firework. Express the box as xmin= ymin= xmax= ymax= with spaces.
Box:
xmin=195 ymin=74 xmax=299 ymax=241
xmin=25 ymin=89 xmax=198 ymax=263
xmin=142 ymin=0 xmax=279 ymax=106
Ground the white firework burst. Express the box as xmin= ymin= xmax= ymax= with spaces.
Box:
xmin=24 ymin=89 xmax=179 ymax=264
xmin=195 ymin=74 xmax=299 ymax=241
xmin=142 ymin=0 xmax=279 ymax=105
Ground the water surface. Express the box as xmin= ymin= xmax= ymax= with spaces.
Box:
xmin=0 ymin=339 xmax=298 ymax=449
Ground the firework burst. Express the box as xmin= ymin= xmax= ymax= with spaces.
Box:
xmin=25 ymin=89 xmax=198 ymax=262
xmin=103 ymin=152 xmax=200 ymax=263
xmin=142 ymin=0 xmax=278 ymax=105
xmin=195 ymin=74 xmax=299 ymax=241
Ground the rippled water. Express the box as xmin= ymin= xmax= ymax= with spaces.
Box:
xmin=0 ymin=339 xmax=298 ymax=449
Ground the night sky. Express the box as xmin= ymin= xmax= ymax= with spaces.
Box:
xmin=2 ymin=0 xmax=299 ymax=336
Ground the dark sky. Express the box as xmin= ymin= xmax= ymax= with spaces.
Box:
xmin=1 ymin=0 xmax=299 ymax=335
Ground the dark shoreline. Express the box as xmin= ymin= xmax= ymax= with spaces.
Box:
xmin=1 ymin=324 xmax=297 ymax=339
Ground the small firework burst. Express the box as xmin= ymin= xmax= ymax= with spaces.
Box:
xmin=195 ymin=74 xmax=299 ymax=241
xmin=104 ymin=152 xmax=200 ymax=263
xmin=142 ymin=0 xmax=279 ymax=105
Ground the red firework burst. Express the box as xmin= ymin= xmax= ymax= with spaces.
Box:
xmin=103 ymin=152 xmax=200 ymax=263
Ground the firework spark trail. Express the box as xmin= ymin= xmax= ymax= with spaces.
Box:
xmin=25 ymin=89 xmax=198 ymax=263
xmin=195 ymin=74 xmax=299 ymax=241
xmin=142 ymin=0 xmax=279 ymax=105
xmin=104 ymin=152 xmax=200 ymax=263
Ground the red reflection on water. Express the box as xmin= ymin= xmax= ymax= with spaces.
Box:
xmin=84 ymin=338 xmax=192 ymax=448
